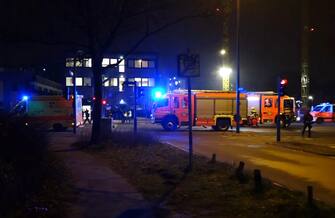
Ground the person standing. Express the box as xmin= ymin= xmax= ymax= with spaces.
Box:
xmin=83 ymin=109 xmax=91 ymax=124
xmin=302 ymin=110 xmax=313 ymax=137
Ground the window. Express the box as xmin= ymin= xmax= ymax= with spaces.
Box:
xmin=134 ymin=60 xmax=142 ymax=68
xmin=111 ymin=78 xmax=118 ymax=87
xmin=127 ymin=78 xmax=135 ymax=86
xmin=119 ymin=59 xmax=125 ymax=72
xmin=66 ymin=58 xmax=92 ymax=67
xmin=119 ymin=76 xmax=125 ymax=92
xmin=284 ymin=99 xmax=293 ymax=108
xmin=135 ymin=78 xmax=141 ymax=86
xmin=324 ymin=106 xmax=331 ymax=112
xmin=148 ymin=60 xmax=155 ymax=68
xmin=142 ymin=78 xmax=149 ymax=87
xmin=65 ymin=58 xmax=74 ymax=67
xmin=103 ymin=77 xmax=109 ymax=87
xmin=102 ymin=58 xmax=110 ymax=67
xmin=149 ymin=78 xmax=155 ymax=87
xmin=141 ymin=60 xmax=148 ymax=68
xmin=173 ymin=97 xmax=179 ymax=108
xmin=83 ymin=77 xmax=91 ymax=86
xmin=75 ymin=77 xmax=83 ymax=86
xmin=312 ymin=105 xmax=323 ymax=112
xmin=128 ymin=60 xmax=134 ymax=68
xmin=156 ymin=99 xmax=169 ymax=108
xmin=110 ymin=59 xmax=117 ymax=65
xmin=82 ymin=58 xmax=92 ymax=67
xmin=264 ymin=98 xmax=273 ymax=107
xmin=66 ymin=77 xmax=73 ymax=86
xmin=182 ymin=97 xmax=188 ymax=108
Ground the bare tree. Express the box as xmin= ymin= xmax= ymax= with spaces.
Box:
xmin=0 ymin=0 xmax=230 ymax=144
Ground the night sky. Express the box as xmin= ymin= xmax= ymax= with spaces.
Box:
xmin=1 ymin=0 xmax=334 ymax=102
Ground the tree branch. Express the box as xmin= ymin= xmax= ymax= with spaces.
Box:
xmin=101 ymin=12 xmax=213 ymax=83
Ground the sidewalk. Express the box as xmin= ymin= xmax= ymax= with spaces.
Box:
xmin=48 ymin=131 xmax=152 ymax=218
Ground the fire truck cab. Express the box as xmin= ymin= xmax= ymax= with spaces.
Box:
xmin=247 ymin=92 xmax=295 ymax=127
xmin=152 ymin=90 xmax=248 ymax=131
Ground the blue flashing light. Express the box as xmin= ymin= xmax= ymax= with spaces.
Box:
xmin=22 ymin=95 xmax=29 ymax=101
xmin=152 ymin=88 xmax=165 ymax=100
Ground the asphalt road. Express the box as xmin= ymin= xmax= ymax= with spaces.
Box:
xmin=120 ymin=120 xmax=335 ymax=205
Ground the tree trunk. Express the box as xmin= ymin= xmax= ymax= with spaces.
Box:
xmin=90 ymin=55 xmax=103 ymax=144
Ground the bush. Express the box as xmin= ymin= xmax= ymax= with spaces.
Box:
xmin=0 ymin=115 xmax=67 ymax=217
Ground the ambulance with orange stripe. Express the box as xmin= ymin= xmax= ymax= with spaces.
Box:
xmin=12 ymin=95 xmax=82 ymax=131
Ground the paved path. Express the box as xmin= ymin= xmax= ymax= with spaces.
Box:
xmin=48 ymin=131 xmax=151 ymax=218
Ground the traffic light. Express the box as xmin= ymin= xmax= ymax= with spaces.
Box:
xmin=279 ymin=79 xmax=288 ymax=96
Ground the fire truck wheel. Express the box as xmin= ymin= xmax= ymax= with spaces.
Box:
xmin=316 ymin=118 xmax=324 ymax=124
xmin=53 ymin=123 xmax=64 ymax=132
xmin=162 ymin=117 xmax=177 ymax=131
xmin=216 ymin=119 xmax=230 ymax=131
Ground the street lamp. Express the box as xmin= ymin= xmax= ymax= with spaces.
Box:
xmin=220 ymin=49 xmax=226 ymax=56
xmin=218 ymin=66 xmax=232 ymax=91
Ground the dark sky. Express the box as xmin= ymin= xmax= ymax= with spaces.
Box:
xmin=138 ymin=0 xmax=335 ymax=103
xmin=1 ymin=0 xmax=334 ymax=102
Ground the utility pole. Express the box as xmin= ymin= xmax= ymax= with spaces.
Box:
xmin=187 ymin=77 xmax=193 ymax=170
xmin=235 ymin=0 xmax=241 ymax=133
xmin=301 ymin=0 xmax=311 ymax=108
xmin=72 ymin=58 xmax=77 ymax=134
xmin=276 ymin=76 xmax=281 ymax=142
xmin=133 ymin=83 xmax=137 ymax=136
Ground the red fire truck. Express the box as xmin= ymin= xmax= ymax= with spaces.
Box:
xmin=247 ymin=92 xmax=296 ymax=127
xmin=152 ymin=90 xmax=248 ymax=131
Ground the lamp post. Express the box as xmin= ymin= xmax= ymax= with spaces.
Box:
xmin=235 ymin=0 xmax=241 ymax=133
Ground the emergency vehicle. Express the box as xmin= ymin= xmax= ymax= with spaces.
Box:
xmin=152 ymin=90 xmax=248 ymax=131
xmin=11 ymin=95 xmax=82 ymax=130
xmin=310 ymin=103 xmax=335 ymax=124
xmin=247 ymin=92 xmax=295 ymax=127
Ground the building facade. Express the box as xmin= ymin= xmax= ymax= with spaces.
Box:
xmin=64 ymin=53 xmax=158 ymax=116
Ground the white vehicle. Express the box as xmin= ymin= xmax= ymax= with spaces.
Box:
xmin=12 ymin=95 xmax=83 ymax=130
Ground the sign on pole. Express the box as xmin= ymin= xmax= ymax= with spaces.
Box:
xmin=178 ymin=53 xmax=200 ymax=77
xmin=177 ymin=51 xmax=200 ymax=171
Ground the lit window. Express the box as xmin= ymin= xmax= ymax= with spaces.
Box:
xmin=141 ymin=60 xmax=148 ymax=68
xmin=111 ymin=78 xmax=118 ymax=87
xmin=102 ymin=58 xmax=109 ymax=67
xmin=149 ymin=78 xmax=155 ymax=87
xmin=66 ymin=77 xmax=73 ymax=86
xmin=65 ymin=58 xmax=74 ymax=67
xmin=134 ymin=59 xmax=142 ymax=68
xmin=103 ymin=77 xmax=109 ymax=87
xmin=75 ymin=60 xmax=82 ymax=67
xmin=83 ymin=58 xmax=92 ymax=67
xmin=119 ymin=59 xmax=125 ymax=72
xmin=135 ymin=78 xmax=141 ymax=86
xmin=110 ymin=59 xmax=117 ymax=65
xmin=142 ymin=78 xmax=149 ymax=87
xmin=83 ymin=77 xmax=91 ymax=86
xmin=75 ymin=77 xmax=83 ymax=86
xmin=119 ymin=76 xmax=125 ymax=92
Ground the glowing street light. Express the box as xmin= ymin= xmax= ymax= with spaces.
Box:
xmin=308 ymin=95 xmax=313 ymax=100
xmin=218 ymin=66 xmax=232 ymax=91
xmin=220 ymin=49 xmax=226 ymax=56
